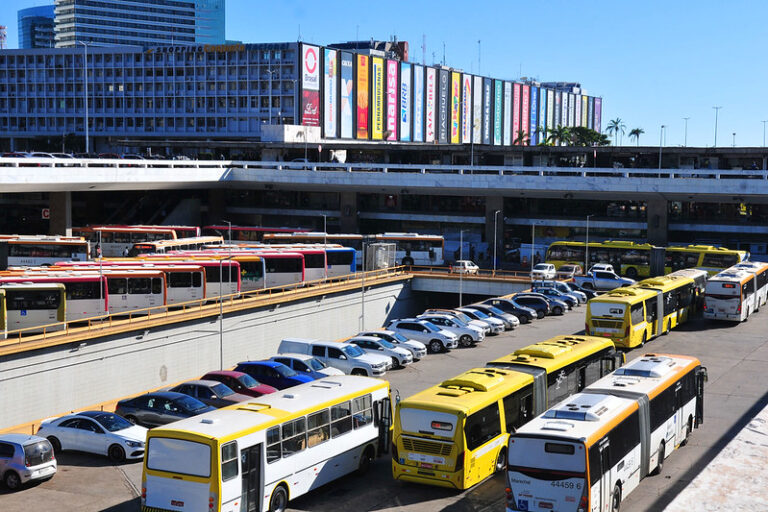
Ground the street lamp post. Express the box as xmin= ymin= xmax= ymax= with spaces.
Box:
xmin=683 ymin=117 xmax=690 ymax=147
xmin=585 ymin=214 xmax=594 ymax=272
xmin=713 ymin=106 xmax=722 ymax=147
xmin=322 ymin=214 xmax=327 ymax=278
xmin=493 ymin=209 xmax=501 ymax=275
xmin=732 ymin=132 xmax=736 ymax=148
xmin=76 ymin=41 xmax=89 ymax=153
xmin=762 ymin=120 xmax=768 ymax=148
xmin=266 ymin=67 xmax=278 ymax=125
xmin=658 ymin=125 xmax=666 ymax=170
xmin=459 ymin=230 xmax=465 ymax=306
xmin=219 ymin=255 xmax=234 ymax=370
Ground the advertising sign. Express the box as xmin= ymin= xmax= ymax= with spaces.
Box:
xmin=461 ymin=74 xmax=472 ymax=143
xmin=503 ymin=81 xmax=512 ymax=146
xmin=493 ymin=80 xmax=503 ymax=145
xmin=587 ymin=96 xmax=594 ymax=130
xmin=529 ymin=86 xmax=538 ymax=145
xmin=512 ymin=83 xmax=521 ymax=144
xmin=413 ymin=65 xmax=424 ymax=142
xmin=521 ymin=85 xmax=530 ymax=144
xmin=371 ymin=57 xmax=384 ymax=140
xmin=451 ymin=71 xmax=461 ymax=144
xmin=425 ymin=67 xmax=436 ymax=142
xmin=400 ymin=63 xmax=412 ymax=142
xmin=546 ymin=89 xmax=554 ymax=131
xmin=301 ymin=44 xmax=320 ymax=126
xmin=323 ymin=48 xmax=337 ymax=138
xmin=539 ymin=88 xmax=547 ymax=139
xmin=581 ymin=95 xmax=588 ymax=127
xmin=438 ymin=69 xmax=450 ymax=144
xmin=356 ymin=55 xmax=369 ymax=139
xmin=386 ymin=59 xmax=399 ymax=140
xmin=569 ymin=93 xmax=576 ymax=127
xmin=574 ymin=94 xmax=582 ymax=128
xmin=472 ymin=76 xmax=483 ymax=144
xmin=340 ymin=52 xmax=354 ymax=138
xmin=555 ymin=91 xmax=562 ymax=129
xmin=482 ymin=78 xmax=492 ymax=145
xmin=561 ymin=92 xmax=568 ymax=127
xmin=594 ymin=97 xmax=602 ymax=133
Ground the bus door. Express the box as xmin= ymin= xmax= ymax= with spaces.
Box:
xmin=597 ymin=437 xmax=612 ymax=512
xmin=375 ymin=397 xmax=391 ymax=455
xmin=644 ymin=295 xmax=660 ymax=337
xmin=240 ymin=443 xmax=262 ymax=512
xmin=695 ymin=367 xmax=708 ymax=427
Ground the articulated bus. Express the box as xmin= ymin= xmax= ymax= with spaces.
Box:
xmin=392 ymin=336 xmax=624 ymax=490
xmin=1 ymin=282 xmax=66 ymax=334
xmin=127 ymin=236 xmax=224 ymax=257
xmin=72 ymin=226 xmax=179 ymax=257
xmin=546 ymin=240 xmax=747 ymax=279
xmin=142 ymin=376 xmax=391 ymax=512
xmin=506 ymin=354 xmax=707 ymax=512
xmin=586 ymin=270 xmax=706 ymax=348
xmin=202 ymin=225 xmax=309 ymax=242
xmin=0 ymin=236 xmax=90 ymax=269
xmin=372 ymin=233 xmax=445 ymax=266
xmin=264 ymin=233 xmax=365 ymax=264
xmin=223 ymin=243 xmax=357 ymax=279
xmin=0 ymin=274 xmax=107 ymax=322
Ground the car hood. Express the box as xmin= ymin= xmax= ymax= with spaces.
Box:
xmin=403 ymin=340 xmax=427 ymax=350
xmin=250 ymin=384 xmax=278 ymax=395
xmin=318 ymin=367 xmax=346 ymax=376
xmin=358 ymin=352 xmax=392 ymax=365
xmin=114 ymin=425 xmax=148 ymax=442
xmin=293 ymin=374 xmax=315 ymax=383
xmin=224 ymin=393 xmax=253 ymax=403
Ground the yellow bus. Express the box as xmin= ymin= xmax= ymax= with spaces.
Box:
xmin=391 ymin=335 xmax=624 ymax=490
xmin=545 ymin=240 xmax=746 ymax=279
xmin=142 ymin=376 xmax=391 ymax=512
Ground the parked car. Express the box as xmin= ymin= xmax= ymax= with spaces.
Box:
xmin=588 ymin=263 xmax=615 ymax=274
xmin=386 ymin=318 xmax=459 ymax=353
xmin=166 ymin=380 xmax=251 ymax=408
xmin=1 ymin=152 xmax=30 ymax=158
xmin=423 ymin=308 xmax=492 ymax=335
xmin=450 ymin=260 xmax=479 ymax=274
xmin=456 ymin=307 xmax=507 ymax=333
xmin=556 ymin=264 xmax=583 ymax=279
xmin=0 ymin=434 xmax=56 ymax=491
xmin=277 ymin=338 xmax=390 ymax=376
xmin=269 ymin=353 xmax=345 ymax=377
xmin=513 ymin=292 xmax=565 ymax=316
xmin=417 ymin=313 xmax=485 ymax=347
xmin=531 ymin=263 xmax=556 ymax=279
xmin=200 ymin=370 xmax=277 ymax=397
xmin=233 ymin=360 xmax=316 ymax=390
xmin=37 ymin=411 xmax=147 ymax=462
xmin=357 ymin=330 xmax=427 ymax=361
xmin=345 ymin=336 xmax=413 ymax=368
xmin=573 ymin=270 xmax=635 ymax=291
xmin=467 ymin=303 xmax=521 ymax=329
xmin=115 ymin=391 xmax=216 ymax=428
xmin=481 ymin=297 xmax=537 ymax=324
xmin=531 ymin=287 xmax=578 ymax=309
xmin=533 ymin=280 xmax=588 ymax=304
xmin=567 ymin=281 xmax=599 ymax=300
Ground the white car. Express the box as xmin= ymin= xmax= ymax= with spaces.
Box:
xmin=417 ymin=313 xmax=485 ymax=347
xmin=358 ymin=330 xmax=427 ymax=361
xmin=451 ymin=260 xmax=479 ymax=274
xmin=531 ymin=263 xmax=556 ymax=279
xmin=345 ymin=336 xmax=414 ymax=368
xmin=386 ymin=318 xmax=459 ymax=353
xmin=269 ymin=353 xmax=345 ymax=376
xmin=424 ymin=308 xmax=492 ymax=336
xmin=457 ymin=307 xmax=506 ymax=334
xmin=37 ymin=411 xmax=147 ymax=462
xmin=588 ymin=263 xmax=615 ymax=274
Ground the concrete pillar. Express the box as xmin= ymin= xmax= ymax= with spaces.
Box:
xmin=207 ymin=189 xmax=226 ymax=225
xmin=49 ymin=191 xmax=72 ymax=236
xmin=339 ymin=192 xmax=358 ymax=233
xmin=485 ymin=196 xmax=504 ymax=269
xmin=647 ymin=198 xmax=668 ymax=246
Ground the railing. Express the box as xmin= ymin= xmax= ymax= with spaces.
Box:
xmin=409 ymin=265 xmax=533 ymax=280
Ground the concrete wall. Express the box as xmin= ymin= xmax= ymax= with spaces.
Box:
xmin=0 ymin=281 xmax=415 ymax=429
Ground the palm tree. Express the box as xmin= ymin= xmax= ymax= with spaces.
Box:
xmin=537 ymin=126 xmax=549 ymax=145
xmin=513 ymin=130 xmax=529 ymax=146
xmin=548 ymin=125 xmax=570 ymax=146
xmin=628 ymin=128 xmax=644 ymax=146
xmin=606 ymin=118 xmax=626 ymax=146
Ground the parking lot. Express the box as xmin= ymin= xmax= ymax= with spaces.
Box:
xmin=2 ymin=303 xmax=767 ymax=511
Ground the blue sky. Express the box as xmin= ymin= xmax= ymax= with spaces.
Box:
xmin=4 ymin=0 xmax=767 ymax=147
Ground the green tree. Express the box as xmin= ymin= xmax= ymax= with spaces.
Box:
xmin=570 ymin=127 xmax=607 ymax=147
xmin=537 ymin=126 xmax=550 ymax=145
xmin=628 ymin=127 xmax=645 ymax=146
xmin=548 ymin=125 xmax=571 ymax=146
xmin=513 ymin=130 xmax=529 ymax=146
xmin=606 ymin=118 xmax=626 ymax=146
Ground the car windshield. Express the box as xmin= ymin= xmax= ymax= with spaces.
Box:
xmin=307 ymin=358 xmax=328 ymax=371
xmin=487 ymin=305 xmax=505 ymax=315
xmin=449 ymin=316 xmax=468 ymax=326
xmin=237 ymin=373 xmax=261 ymax=388
xmin=92 ymin=412 xmax=133 ymax=432
xmin=377 ymin=339 xmax=395 ymax=349
xmin=421 ymin=321 xmax=440 ymax=332
xmin=392 ymin=332 xmax=409 ymax=342
xmin=533 ymin=264 xmax=549 ymax=270
xmin=211 ymin=383 xmax=235 ymax=397
xmin=273 ymin=364 xmax=298 ymax=377
xmin=467 ymin=309 xmax=489 ymax=319
xmin=561 ymin=265 xmax=575 ymax=271
xmin=175 ymin=395 xmax=208 ymax=412
xmin=343 ymin=345 xmax=364 ymax=357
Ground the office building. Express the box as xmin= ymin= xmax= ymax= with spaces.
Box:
xmin=18 ymin=5 xmax=55 ymax=49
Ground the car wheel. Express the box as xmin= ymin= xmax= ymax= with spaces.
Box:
xmin=583 ymin=282 xmax=594 ymax=289
xmin=553 ymin=306 xmax=564 ymax=315
xmin=109 ymin=444 xmax=126 ymax=463
xmin=351 ymin=369 xmax=367 ymax=376
xmin=537 ymin=310 xmax=546 ymax=319
xmin=428 ymin=339 xmax=443 ymax=353
xmin=391 ymin=356 xmax=402 ymax=369
xmin=269 ymin=484 xmax=289 ymax=512
xmin=47 ymin=436 xmax=62 ymax=454
xmin=459 ymin=334 xmax=473 ymax=348
xmin=4 ymin=470 xmax=22 ymax=491
xmin=518 ymin=314 xmax=529 ymax=325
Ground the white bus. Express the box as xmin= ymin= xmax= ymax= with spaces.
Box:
xmin=373 ymin=233 xmax=444 ymax=266
xmin=506 ymin=353 xmax=706 ymax=512
xmin=732 ymin=260 xmax=768 ymax=310
xmin=2 ymin=282 xmax=66 ymax=334
xmin=0 ymin=236 xmax=90 ymax=268
xmin=142 ymin=376 xmax=391 ymax=512
xmin=0 ymin=274 xmax=107 ymax=322
xmin=703 ymin=268 xmax=756 ymax=322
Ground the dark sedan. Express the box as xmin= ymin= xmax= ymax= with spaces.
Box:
xmin=532 ymin=287 xmax=578 ymax=309
xmin=508 ymin=294 xmax=550 ymax=318
xmin=201 ymin=370 xmax=278 ymax=398
xmin=233 ymin=360 xmax=315 ymax=390
xmin=482 ymin=297 xmax=538 ymax=323
xmin=166 ymin=380 xmax=251 ymax=408
xmin=115 ymin=391 xmax=215 ymax=428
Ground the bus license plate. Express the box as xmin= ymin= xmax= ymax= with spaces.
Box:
xmin=421 ymin=462 xmax=434 ymax=469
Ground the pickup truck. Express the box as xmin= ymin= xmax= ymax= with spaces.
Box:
xmin=572 ymin=270 xmax=635 ymax=291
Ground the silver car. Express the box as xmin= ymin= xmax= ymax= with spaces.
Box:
xmin=0 ymin=434 xmax=56 ymax=491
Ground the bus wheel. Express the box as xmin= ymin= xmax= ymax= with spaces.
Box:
xmin=663 ymin=321 xmax=670 ymax=335
xmin=639 ymin=333 xmax=647 ymax=347
xmin=681 ymin=417 xmax=692 ymax=447
xmin=269 ymin=485 xmax=288 ymax=512
xmin=402 ymin=257 xmax=414 ymax=266
xmin=611 ymin=484 xmax=622 ymax=512
xmin=358 ymin=445 xmax=375 ymax=475
xmin=494 ymin=448 xmax=507 ymax=472
xmin=626 ymin=267 xmax=638 ymax=279
xmin=653 ymin=441 xmax=665 ymax=475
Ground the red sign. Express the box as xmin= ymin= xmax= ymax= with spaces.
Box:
xmin=41 ymin=208 xmax=50 ymax=220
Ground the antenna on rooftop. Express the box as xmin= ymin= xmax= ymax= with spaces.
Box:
xmin=442 ymin=42 xmax=445 ymax=66
xmin=421 ymin=34 xmax=426 ymax=65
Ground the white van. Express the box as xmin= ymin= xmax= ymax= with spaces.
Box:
xmin=277 ymin=338 xmax=390 ymax=377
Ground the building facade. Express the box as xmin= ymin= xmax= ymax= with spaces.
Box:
xmin=53 ymin=0 xmax=225 ymax=48
xmin=18 ymin=5 xmax=55 ymax=49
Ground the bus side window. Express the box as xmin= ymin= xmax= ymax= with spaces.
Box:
xmin=152 ymin=278 xmax=163 ymax=294
xmin=266 ymin=426 xmax=281 ymax=463
xmin=331 ymin=401 xmax=352 ymax=438
xmin=221 ymin=442 xmax=238 ymax=481
xmin=503 ymin=387 xmax=533 ymax=432
xmin=307 ymin=410 xmax=330 ymax=447
xmin=352 ymin=395 xmax=373 ymax=429
xmin=645 ymin=297 xmax=658 ymax=323
xmin=464 ymin=403 xmax=501 ymax=450
xmin=282 ymin=418 xmax=306 ymax=457
xmin=630 ymin=303 xmax=644 ymax=326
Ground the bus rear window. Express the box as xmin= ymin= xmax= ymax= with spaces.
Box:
xmin=147 ymin=437 xmax=211 ymax=477
xmin=545 ymin=442 xmax=575 ymax=455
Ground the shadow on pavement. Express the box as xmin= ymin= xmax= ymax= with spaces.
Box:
xmin=54 ymin=451 xmax=143 ymax=468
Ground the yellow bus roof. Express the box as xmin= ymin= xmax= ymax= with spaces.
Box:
xmin=487 ymin=335 xmax=615 ymax=373
xmin=400 ymin=368 xmax=534 ymax=416
xmin=633 ymin=274 xmax=693 ymax=293
xmin=590 ymin=286 xmax=658 ymax=304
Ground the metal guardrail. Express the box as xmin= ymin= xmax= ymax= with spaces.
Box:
xmin=408 ymin=265 xmax=533 ymax=280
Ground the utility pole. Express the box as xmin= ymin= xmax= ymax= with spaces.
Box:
xmin=683 ymin=117 xmax=690 ymax=147
xmin=712 ymin=106 xmax=722 ymax=147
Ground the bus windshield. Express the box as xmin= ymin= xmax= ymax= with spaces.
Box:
xmin=399 ymin=407 xmax=457 ymax=440
xmin=589 ymin=302 xmax=627 ymax=318
xmin=147 ymin=437 xmax=211 ymax=477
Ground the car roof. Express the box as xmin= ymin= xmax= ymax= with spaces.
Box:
xmin=347 ymin=335 xmax=384 ymax=343
xmin=202 ymin=370 xmax=248 ymax=378
xmin=77 ymin=411 xmax=115 ymax=419
xmin=176 ymin=379 xmax=221 ymax=387
xmin=0 ymin=433 xmax=48 ymax=445
xmin=237 ymin=360 xmax=281 ymax=368
xmin=139 ymin=391 xmax=190 ymax=400
xmin=271 ymin=353 xmax=313 ymax=361
xmin=360 ymin=329 xmax=395 ymax=335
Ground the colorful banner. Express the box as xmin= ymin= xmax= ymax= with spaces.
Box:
xmin=569 ymin=93 xmax=576 ymax=127
xmin=581 ymin=95 xmax=588 ymax=127
xmin=594 ymin=97 xmax=602 ymax=133
xmin=356 ymin=54 xmax=369 ymax=139
xmin=450 ymin=72 xmax=460 ymax=144
xmin=400 ymin=63 xmax=411 ymax=142
xmin=529 ymin=86 xmax=538 ymax=145
xmin=386 ymin=59 xmax=398 ymax=141
xmin=425 ymin=67 xmax=436 ymax=142
xmin=493 ymin=80 xmax=502 ymax=146
xmin=521 ymin=85 xmax=530 ymax=144
xmin=438 ymin=69 xmax=450 ymax=143
xmin=539 ymin=87 xmax=547 ymax=140
xmin=323 ymin=48 xmax=337 ymax=138
xmin=546 ymin=89 xmax=554 ymax=131
xmin=503 ymin=82 xmax=512 ymax=146
xmin=512 ymin=82 xmax=521 ymax=144
xmin=587 ymin=96 xmax=594 ymax=131
xmin=461 ymin=74 xmax=472 ymax=144
xmin=301 ymin=44 xmax=320 ymax=126
xmin=482 ymin=78 xmax=492 ymax=145
xmin=413 ymin=65 xmax=424 ymax=142
xmin=472 ymin=75 xmax=482 ymax=144
xmin=340 ymin=52 xmax=353 ymax=138
xmin=371 ymin=56 xmax=384 ymax=140
xmin=574 ymin=94 xmax=582 ymax=129
xmin=555 ymin=91 xmax=562 ymax=129
xmin=560 ymin=92 xmax=568 ymax=127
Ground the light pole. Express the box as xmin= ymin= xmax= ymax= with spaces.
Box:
xmin=221 ymin=219 xmax=232 ymax=245
xmin=266 ymin=67 xmax=278 ymax=125
xmin=76 ymin=41 xmax=89 ymax=153
xmin=530 ymin=223 xmax=535 ymax=277
xmin=361 ymin=241 xmax=366 ymax=330
xmin=658 ymin=125 xmax=666 ymax=170
xmin=322 ymin=214 xmax=327 ymax=278
xmin=459 ymin=229 xmax=465 ymax=306
xmin=219 ymin=255 xmax=234 ymax=370
xmin=493 ymin=209 xmax=501 ymax=275
xmin=713 ymin=106 xmax=722 ymax=147
xmin=683 ymin=117 xmax=690 ymax=147
xmin=762 ymin=120 xmax=768 ymax=148
xmin=732 ymin=132 xmax=736 ymax=147
xmin=585 ymin=214 xmax=594 ymax=272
